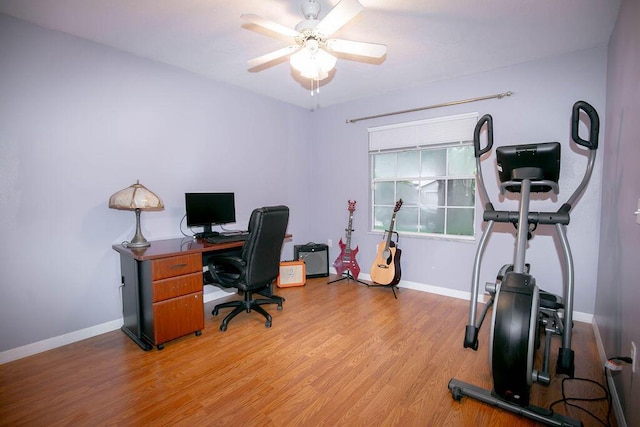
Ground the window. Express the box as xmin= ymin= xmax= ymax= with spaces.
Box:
xmin=369 ymin=113 xmax=477 ymax=239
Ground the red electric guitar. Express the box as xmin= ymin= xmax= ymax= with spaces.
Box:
xmin=370 ymin=199 xmax=403 ymax=286
xmin=333 ymin=200 xmax=361 ymax=280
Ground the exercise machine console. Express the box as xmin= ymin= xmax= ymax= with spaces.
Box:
xmin=448 ymin=101 xmax=599 ymax=426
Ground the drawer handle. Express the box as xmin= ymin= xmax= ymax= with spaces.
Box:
xmin=170 ymin=263 xmax=187 ymax=269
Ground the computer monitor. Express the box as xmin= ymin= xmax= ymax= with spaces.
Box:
xmin=185 ymin=192 xmax=236 ymax=236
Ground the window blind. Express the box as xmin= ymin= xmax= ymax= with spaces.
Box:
xmin=368 ymin=112 xmax=478 ymax=152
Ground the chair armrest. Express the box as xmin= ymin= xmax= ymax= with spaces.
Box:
xmin=207 ymin=256 xmax=246 ymax=288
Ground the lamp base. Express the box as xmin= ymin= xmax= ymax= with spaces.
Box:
xmin=126 ymin=208 xmax=150 ymax=248
xmin=125 ymin=240 xmax=150 ymax=248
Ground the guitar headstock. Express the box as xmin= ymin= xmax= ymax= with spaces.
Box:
xmin=394 ymin=199 xmax=403 ymax=212
xmin=347 ymin=200 xmax=357 ymax=213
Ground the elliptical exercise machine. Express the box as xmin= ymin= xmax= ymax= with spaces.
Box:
xmin=448 ymin=101 xmax=599 ymax=426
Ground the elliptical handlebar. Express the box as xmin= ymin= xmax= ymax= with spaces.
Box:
xmin=562 ymin=100 xmax=600 ymax=212
xmin=572 ymin=100 xmax=599 ymax=150
xmin=474 ymin=114 xmax=494 ymax=158
xmin=474 ymin=114 xmax=495 ymax=211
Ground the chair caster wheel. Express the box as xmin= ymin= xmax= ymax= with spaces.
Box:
xmin=212 ymin=309 xmax=219 ymax=316
xmin=265 ymin=321 xmax=272 ymax=328
xmin=195 ymin=330 xmax=202 ymax=336
xmin=220 ymin=324 xmax=227 ymax=332
xmin=157 ymin=344 xmax=165 ymax=350
xmin=277 ymin=305 xmax=283 ymax=311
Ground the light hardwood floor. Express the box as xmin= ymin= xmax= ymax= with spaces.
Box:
xmin=0 ymin=276 xmax=615 ymax=426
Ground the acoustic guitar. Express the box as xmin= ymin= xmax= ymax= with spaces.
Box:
xmin=370 ymin=199 xmax=403 ymax=286
xmin=333 ymin=200 xmax=360 ymax=280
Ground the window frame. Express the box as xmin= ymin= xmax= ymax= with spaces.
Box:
xmin=368 ymin=113 xmax=478 ymax=241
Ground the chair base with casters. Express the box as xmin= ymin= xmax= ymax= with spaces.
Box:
xmin=258 ymin=283 xmax=285 ymax=306
xmin=212 ymin=289 xmax=283 ymax=331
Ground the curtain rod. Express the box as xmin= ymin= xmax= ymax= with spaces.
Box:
xmin=345 ymin=91 xmax=514 ymax=124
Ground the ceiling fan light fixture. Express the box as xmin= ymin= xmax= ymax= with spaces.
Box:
xmin=289 ymin=41 xmax=336 ymax=80
xmin=244 ymin=0 xmax=385 ymax=90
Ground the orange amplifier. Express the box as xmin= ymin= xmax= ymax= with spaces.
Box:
xmin=276 ymin=260 xmax=306 ymax=287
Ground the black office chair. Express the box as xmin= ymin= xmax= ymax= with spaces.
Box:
xmin=207 ymin=205 xmax=289 ymax=331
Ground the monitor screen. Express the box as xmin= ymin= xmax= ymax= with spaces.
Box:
xmin=185 ymin=193 xmax=236 ymax=232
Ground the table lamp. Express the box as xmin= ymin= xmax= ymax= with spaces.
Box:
xmin=109 ymin=180 xmax=164 ymax=248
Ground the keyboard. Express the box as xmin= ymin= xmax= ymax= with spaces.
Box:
xmin=205 ymin=233 xmax=249 ymax=244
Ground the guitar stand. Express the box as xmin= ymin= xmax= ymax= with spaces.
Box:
xmin=365 ymin=283 xmax=399 ymax=299
xmin=327 ymin=270 xmax=368 ymax=286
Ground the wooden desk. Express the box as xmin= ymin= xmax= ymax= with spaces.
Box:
xmin=113 ymin=237 xmax=247 ymax=351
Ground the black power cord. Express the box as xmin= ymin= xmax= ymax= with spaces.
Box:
xmin=548 ymin=356 xmax=632 ymax=426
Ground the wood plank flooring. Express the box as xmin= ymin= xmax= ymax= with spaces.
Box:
xmin=0 ymin=276 xmax=615 ymax=426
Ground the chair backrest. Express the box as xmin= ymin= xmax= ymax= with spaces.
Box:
xmin=241 ymin=205 xmax=290 ymax=289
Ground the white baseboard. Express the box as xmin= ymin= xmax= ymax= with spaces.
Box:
xmin=592 ymin=320 xmax=627 ymax=427
xmin=0 ymin=319 xmax=123 ymax=365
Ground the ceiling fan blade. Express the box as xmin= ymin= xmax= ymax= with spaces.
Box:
xmin=247 ymin=45 xmax=300 ymax=69
xmin=326 ymin=38 xmax=387 ymax=58
xmin=241 ymin=13 xmax=300 ymax=39
xmin=314 ymin=0 xmax=363 ymax=37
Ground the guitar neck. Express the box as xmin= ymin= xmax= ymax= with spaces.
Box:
xmin=345 ymin=212 xmax=354 ymax=249
xmin=383 ymin=214 xmax=397 ymax=250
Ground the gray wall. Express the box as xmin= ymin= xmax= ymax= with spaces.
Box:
xmin=0 ymin=13 xmax=312 ymax=353
xmin=595 ymin=0 xmax=640 ymax=424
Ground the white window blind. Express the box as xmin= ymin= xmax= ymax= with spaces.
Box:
xmin=368 ymin=112 xmax=478 ymax=151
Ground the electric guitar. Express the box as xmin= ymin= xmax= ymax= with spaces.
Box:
xmin=370 ymin=199 xmax=403 ymax=286
xmin=333 ymin=200 xmax=360 ymax=280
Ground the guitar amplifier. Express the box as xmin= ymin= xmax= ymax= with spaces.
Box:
xmin=277 ymin=261 xmax=306 ymax=288
xmin=294 ymin=243 xmax=329 ymax=278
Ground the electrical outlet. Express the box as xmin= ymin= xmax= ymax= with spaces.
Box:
xmin=632 ymin=341 xmax=637 ymax=374
xmin=327 ymin=239 xmax=333 ymax=248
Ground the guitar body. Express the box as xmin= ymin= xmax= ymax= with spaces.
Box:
xmin=369 ymin=199 xmax=403 ymax=286
xmin=333 ymin=200 xmax=361 ymax=280
xmin=333 ymin=239 xmax=361 ymax=280
xmin=370 ymin=241 xmax=401 ymax=285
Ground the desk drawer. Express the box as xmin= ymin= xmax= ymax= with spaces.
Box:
xmin=152 ymin=272 xmax=202 ymax=302
xmin=151 ymin=291 xmax=204 ymax=345
xmin=151 ymin=254 xmax=201 ymax=280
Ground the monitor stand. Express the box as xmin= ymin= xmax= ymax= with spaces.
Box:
xmin=196 ymin=225 xmax=219 ymax=239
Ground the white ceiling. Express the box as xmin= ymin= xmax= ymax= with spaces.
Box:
xmin=0 ymin=0 xmax=621 ymax=110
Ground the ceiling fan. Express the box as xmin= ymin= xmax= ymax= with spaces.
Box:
xmin=242 ymin=0 xmax=387 ymax=84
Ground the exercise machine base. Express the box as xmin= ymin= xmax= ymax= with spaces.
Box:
xmin=448 ymin=378 xmax=582 ymax=427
